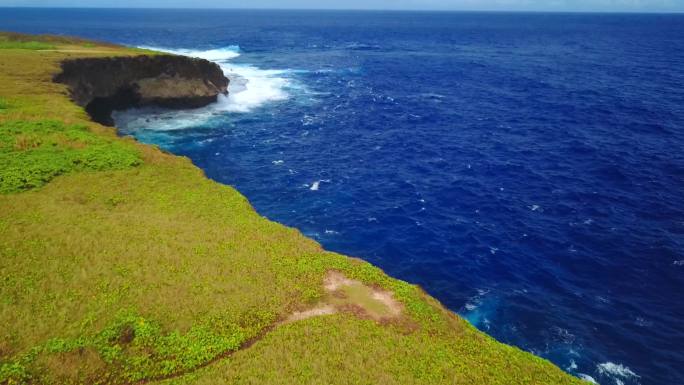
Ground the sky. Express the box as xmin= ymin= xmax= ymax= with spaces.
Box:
xmin=1 ymin=0 xmax=683 ymax=12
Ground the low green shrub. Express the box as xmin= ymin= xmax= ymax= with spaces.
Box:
xmin=0 ymin=312 xmax=253 ymax=384
xmin=0 ymin=40 xmax=55 ymax=50
xmin=0 ymin=120 xmax=141 ymax=193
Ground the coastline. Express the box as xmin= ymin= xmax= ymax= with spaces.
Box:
xmin=0 ymin=32 xmax=586 ymax=384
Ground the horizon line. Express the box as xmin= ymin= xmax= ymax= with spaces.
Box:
xmin=1 ymin=6 xmax=683 ymax=14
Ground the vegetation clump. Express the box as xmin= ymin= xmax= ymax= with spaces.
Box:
xmin=0 ymin=312 xmax=259 ymax=384
xmin=0 ymin=39 xmax=54 ymax=50
xmin=0 ymin=120 xmax=141 ymax=193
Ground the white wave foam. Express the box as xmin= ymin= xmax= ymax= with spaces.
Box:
xmin=215 ymin=66 xmax=289 ymax=113
xmin=113 ymin=107 xmax=224 ymax=132
xmin=597 ymin=362 xmax=639 ymax=385
xmin=597 ymin=362 xmax=639 ymax=378
xmin=139 ymin=45 xmax=241 ymax=62
xmin=578 ymin=374 xmax=598 ymax=384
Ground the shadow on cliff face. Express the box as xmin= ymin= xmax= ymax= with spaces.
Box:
xmin=85 ymin=88 xmax=141 ymax=126
xmin=54 ymin=55 xmax=229 ymax=126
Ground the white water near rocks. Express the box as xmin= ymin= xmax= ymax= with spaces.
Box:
xmin=114 ymin=45 xmax=296 ymax=131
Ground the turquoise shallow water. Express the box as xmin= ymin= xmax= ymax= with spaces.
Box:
xmin=3 ymin=9 xmax=684 ymax=384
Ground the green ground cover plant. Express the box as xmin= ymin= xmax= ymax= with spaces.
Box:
xmin=0 ymin=41 xmax=54 ymax=50
xmin=0 ymin=120 xmax=141 ymax=193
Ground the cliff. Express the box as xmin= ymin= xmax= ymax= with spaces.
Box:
xmin=0 ymin=32 xmax=585 ymax=385
xmin=53 ymin=55 xmax=229 ymax=125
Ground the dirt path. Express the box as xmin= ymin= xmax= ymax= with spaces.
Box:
xmin=135 ymin=270 xmax=404 ymax=384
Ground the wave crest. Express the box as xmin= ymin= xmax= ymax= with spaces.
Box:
xmin=139 ymin=45 xmax=241 ymax=61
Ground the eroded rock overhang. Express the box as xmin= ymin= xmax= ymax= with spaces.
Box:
xmin=53 ymin=54 xmax=229 ymax=125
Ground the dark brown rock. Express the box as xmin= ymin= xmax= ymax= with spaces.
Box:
xmin=53 ymin=54 xmax=229 ymax=125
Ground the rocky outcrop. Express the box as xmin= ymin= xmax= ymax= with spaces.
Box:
xmin=53 ymin=55 xmax=229 ymax=125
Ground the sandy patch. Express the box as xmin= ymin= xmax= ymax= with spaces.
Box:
xmin=286 ymin=305 xmax=337 ymax=323
xmin=371 ymin=290 xmax=402 ymax=317
xmin=285 ymin=271 xmax=403 ymax=324
xmin=323 ymin=270 xmax=358 ymax=291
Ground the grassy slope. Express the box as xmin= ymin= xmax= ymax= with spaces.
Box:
xmin=0 ymin=33 xmax=585 ymax=385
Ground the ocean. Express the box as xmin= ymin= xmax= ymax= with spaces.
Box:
xmin=2 ymin=8 xmax=683 ymax=384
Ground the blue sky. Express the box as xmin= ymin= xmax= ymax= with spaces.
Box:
xmin=2 ymin=0 xmax=683 ymax=12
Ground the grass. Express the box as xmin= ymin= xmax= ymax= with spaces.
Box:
xmin=159 ymin=315 xmax=580 ymax=385
xmin=0 ymin=31 xmax=587 ymax=385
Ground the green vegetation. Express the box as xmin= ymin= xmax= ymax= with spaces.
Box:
xmin=0 ymin=40 xmax=54 ymax=50
xmin=0 ymin=312 xmax=252 ymax=384
xmin=0 ymin=32 xmax=116 ymax=49
xmin=160 ymin=315 xmax=578 ymax=385
xmin=0 ymin=34 xmax=56 ymax=50
xmin=0 ymin=32 xmax=586 ymax=385
xmin=0 ymin=120 xmax=141 ymax=193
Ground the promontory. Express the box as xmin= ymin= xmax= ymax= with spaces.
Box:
xmin=54 ymin=54 xmax=228 ymax=125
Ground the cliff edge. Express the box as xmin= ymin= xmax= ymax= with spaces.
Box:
xmin=53 ymin=54 xmax=229 ymax=125
xmin=0 ymin=32 xmax=585 ymax=385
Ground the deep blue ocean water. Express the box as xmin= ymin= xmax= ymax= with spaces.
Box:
xmin=2 ymin=8 xmax=683 ymax=384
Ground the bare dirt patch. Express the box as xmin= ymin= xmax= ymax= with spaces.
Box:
xmin=286 ymin=305 xmax=337 ymax=322
xmin=323 ymin=271 xmax=357 ymax=291
xmin=284 ymin=271 xmax=403 ymax=324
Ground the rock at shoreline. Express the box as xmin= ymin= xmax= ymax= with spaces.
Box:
xmin=53 ymin=54 xmax=229 ymax=125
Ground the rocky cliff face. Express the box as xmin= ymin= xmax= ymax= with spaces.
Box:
xmin=53 ymin=55 xmax=229 ymax=125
